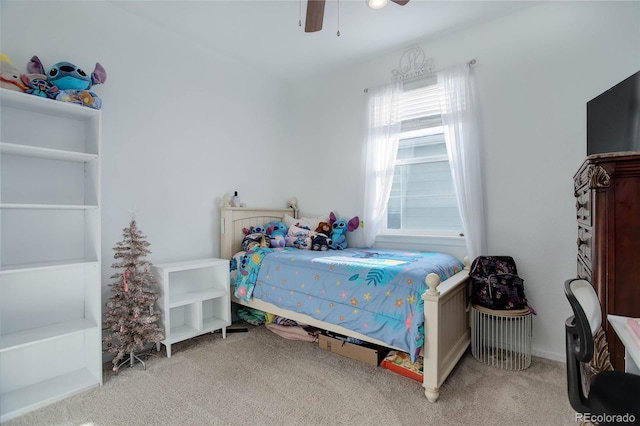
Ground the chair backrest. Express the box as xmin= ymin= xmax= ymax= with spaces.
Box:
xmin=564 ymin=278 xmax=602 ymax=413
xmin=565 ymin=278 xmax=602 ymax=361
xmin=568 ymin=279 xmax=602 ymax=333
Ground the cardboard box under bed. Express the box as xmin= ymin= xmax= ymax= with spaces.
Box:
xmin=318 ymin=334 xmax=389 ymax=366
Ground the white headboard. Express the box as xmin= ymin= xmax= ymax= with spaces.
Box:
xmin=219 ymin=207 xmax=298 ymax=259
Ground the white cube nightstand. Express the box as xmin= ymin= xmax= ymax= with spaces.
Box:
xmin=152 ymin=258 xmax=231 ymax=357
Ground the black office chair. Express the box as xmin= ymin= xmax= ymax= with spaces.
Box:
xmin=564 ymin=278 xmax=640 ymax=425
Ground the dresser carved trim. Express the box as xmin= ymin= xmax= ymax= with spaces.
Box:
xmin=573 ymin=152 xmax=640 ymax=371
xmin=587 ymin=165 xmax=611 ymax=189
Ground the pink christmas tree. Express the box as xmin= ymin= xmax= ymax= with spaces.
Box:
xmin=103 ymin=219 xmax=163 ymax=372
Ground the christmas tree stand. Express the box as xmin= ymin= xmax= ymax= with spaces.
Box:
xmin=113 ymin=347 xmax=159 ymax=374
xmin=113 ymin=351 xmax=146 ymax=374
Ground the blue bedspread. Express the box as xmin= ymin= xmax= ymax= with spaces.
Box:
xmin=232 ymin=247 xmax=464 ymax=359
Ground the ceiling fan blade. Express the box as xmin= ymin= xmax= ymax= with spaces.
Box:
xmin=391 ymin=0 xmax=410 ymax=5
xmin=305 ymin=0 xmax=325 ymax=33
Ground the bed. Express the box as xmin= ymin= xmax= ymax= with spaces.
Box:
xmin=220 ymin=206 xmax=470 ymax=402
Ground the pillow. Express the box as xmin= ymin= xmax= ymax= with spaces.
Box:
xmin=287 ymin=224 xmax=313 ymax=237
xmin=285 ymin=224 xmax=314 ymax=250
xmin=283 ymin=213 xmax=329 ymax=232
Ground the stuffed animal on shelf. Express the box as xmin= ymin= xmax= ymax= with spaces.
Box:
xmin=328 ymin=212 xmax=360 ymax=250
xmin=27 ymin=55 xmax=106 ymax=91
xmin=0 ymin=54 xmax=28 ymax=92
xmin=27 ymin=56 xmax=106 ymax=108
xmin=56 ymin=89 xmax=102 ymax=109
xmin=311 ymin=222 xmax=332 ymax=251
xmin=20 ymin=74 xmax=58 ymax=99
xmin=1 ymin=54 xmax=48 ymax=93
xmin=266 ymin=221 xmax=288 ymax=248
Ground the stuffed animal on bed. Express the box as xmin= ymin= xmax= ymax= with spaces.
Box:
xmin=329 ymin=212 xmax=360 ymax=250
xmin=251 ymin=225 xmax=267 ymax=235
xmin=311 ymin=222 xmax=332 ymax=251
xmin=241 ymin=225 xmax=269 ymax=251
xmin=285 ymin=224 xmax=313 ymax=250
xmin=266 ymin=221 xmax=288 ymax=248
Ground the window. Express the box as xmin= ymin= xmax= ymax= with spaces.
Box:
xmin=385 ymin=82 xmax=463 ymax=235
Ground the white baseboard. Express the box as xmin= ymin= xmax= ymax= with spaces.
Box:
xmin=532 ymin=347 xmax=565 ymax=363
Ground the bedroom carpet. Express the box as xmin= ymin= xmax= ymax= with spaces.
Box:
xmin=4 ymin=324 xmax=576 ymax=426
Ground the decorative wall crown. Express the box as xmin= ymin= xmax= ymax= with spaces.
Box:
xmin=392 ymin=46 xmax=434 ymax=82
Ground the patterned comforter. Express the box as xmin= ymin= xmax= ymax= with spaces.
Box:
xmin=231 ymin=247 xmax=464 ymax=360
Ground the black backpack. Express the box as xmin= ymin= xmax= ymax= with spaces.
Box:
xmin=469 ymin=256 xmax=529 ymax=311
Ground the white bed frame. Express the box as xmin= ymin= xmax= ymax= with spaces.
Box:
xmin=220 ymin=206 xmax=470 ymax=402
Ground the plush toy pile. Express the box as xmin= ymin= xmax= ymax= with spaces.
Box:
xmin=0 ymin=53 xmax=106 ymax=109
xmin=240 ymin=211 xmax=361 ymax=252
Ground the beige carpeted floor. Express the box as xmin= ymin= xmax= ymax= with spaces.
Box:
xmin=3 ymin=324 xmax=576 ymax=426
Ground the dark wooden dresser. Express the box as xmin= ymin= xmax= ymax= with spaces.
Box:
xmin=574 ymin=152 xmax=640 ymax=371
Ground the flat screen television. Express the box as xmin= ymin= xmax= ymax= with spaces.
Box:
xmin=587 ymin=70 xmax=640 ymax=155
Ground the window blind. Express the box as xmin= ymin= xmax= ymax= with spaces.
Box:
xmin=401 ymin=82 xmax=442 ymax=132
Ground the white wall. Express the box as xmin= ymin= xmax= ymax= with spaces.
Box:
xmin=2 ymin=1 xmax=639 ymax=362
xmin=0 ymin=1 xmax=292 ymax=320
xmin=289 ymin=1 xmax=640 ymax=360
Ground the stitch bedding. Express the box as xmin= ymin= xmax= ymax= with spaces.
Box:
xmin=231 ymin=247 xmax=464 ymax=361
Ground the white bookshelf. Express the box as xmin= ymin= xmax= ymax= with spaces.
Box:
xmin=0 ymin=88 xmax=102 ymax=422
xmin=152 ymin=258 xmax=231 ymax=357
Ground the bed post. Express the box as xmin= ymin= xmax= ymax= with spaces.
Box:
xmin=421 ymin=258 xmax=471 ymax=402
xmin=220 ymin=207 xmax=233 ymax=259
xmin=422 ymin=273 xmax=444 ymax=402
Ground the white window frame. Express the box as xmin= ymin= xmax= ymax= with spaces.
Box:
xmin=381 ymin=84 xmax=463 ymax=238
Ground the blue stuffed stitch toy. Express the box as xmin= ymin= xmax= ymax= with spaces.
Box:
xmin=328 ymin=212 xmax=360 ymax=250
xmin=28 ymin=55 xmax=106 ymax=91
xmin=266 ymin=221 xmax=288 ymax=248
xmin=27 ymin=55 xmax=107 ymax=109
xmin=20 ymin=74 xmax=58 ymax=99
xmin=241 ymin=225 xmax=269 ymax=251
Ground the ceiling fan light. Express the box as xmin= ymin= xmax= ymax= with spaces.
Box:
xmin=368 ymin=0 xmax=388 ymax=10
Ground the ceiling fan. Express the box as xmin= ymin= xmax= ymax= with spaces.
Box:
xmin=304 ymin=0 xmax=410 ymax=33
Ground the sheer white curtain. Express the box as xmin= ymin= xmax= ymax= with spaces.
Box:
xmin=362 ymin=81 xmax=403 ymax=247
xmin=438 ymin=63 xmax=487 ymax=259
